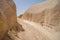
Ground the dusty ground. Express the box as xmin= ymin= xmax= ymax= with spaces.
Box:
xmin=15 ymin=18 xmax=60 ymax=40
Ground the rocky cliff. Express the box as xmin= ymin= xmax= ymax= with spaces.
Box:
xmin=21 ymin=0 xmax=60 ymax=32
xmin=18 ymin=0 xmax=60 ymax=40
xmin=0 ymin=0 xmax=24 ymax=40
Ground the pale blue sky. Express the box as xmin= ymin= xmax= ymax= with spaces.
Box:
xmin=13 ymin=0 xmax=45 ymax=16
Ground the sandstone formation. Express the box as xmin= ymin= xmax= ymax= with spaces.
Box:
xmin=21 ymin=0 xmax=60 ymax=32
xmin=0 ymin=0 xmax=24 ymax=40
xmin=18 ymin=0 xmax=60 ymax=40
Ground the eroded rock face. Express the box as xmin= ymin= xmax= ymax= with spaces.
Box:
xmin=21 ymin=0 xmax=60 ymax=32
xmin=20 ymin=0 xmax=60 ymax=40
xmin=0 ymin=11 xmax=8 ymax=40
xmin=0 ymin=0 xmax=18 ymax=40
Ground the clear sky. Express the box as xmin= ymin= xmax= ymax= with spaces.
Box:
xmin=13 ymin=0 xmax=45 ymax=16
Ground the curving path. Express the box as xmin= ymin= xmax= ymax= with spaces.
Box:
xmin=17 ymin=18 xmax=60 ymax=40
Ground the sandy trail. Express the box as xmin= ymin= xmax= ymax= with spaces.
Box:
xmin=17 ymin=18 xmax=60 ymax=40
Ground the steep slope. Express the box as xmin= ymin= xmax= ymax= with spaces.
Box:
xmin=0 ymin=0 xmax=23 ymax=40
xmin=21 ymin=0 xmax=60 ymax=32
xmin=18 ymin=0 xmax=60 ymax=40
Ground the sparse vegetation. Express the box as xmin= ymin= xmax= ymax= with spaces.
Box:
xmin=18 ymin=14 xmax=23 ymax=18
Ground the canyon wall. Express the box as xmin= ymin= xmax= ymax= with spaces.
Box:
xmin=0 ymin=0 xmax=23 ymax=40
xmin=20 ymin=0 xmax=60 ymax=40
xmin=21 ymin=0 xmax=60 ymax=32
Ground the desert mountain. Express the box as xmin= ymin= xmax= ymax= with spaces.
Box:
xmin=18 ymin=0 xmax=60 ymax=40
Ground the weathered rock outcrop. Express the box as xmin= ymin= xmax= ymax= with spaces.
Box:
xmin=19 ymin=0 xmax=60 ymax=40
xmin=0 ymin=0 xmax=24 ymax=40
xmin=21 ymin=0 xmax=60 ymax=32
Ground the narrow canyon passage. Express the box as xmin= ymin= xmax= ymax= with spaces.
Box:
xmin=0 ymin=0 xmax=60 ymax=40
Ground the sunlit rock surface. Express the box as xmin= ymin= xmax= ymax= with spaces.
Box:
xmin=18 ymin=0 xmax=60 ymax=40
xmin=0 ymin=0 xmax=24 ymax=40
xmin=21 ymin=0 xmax=60 ymax=32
